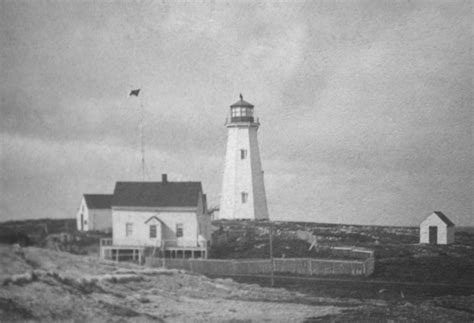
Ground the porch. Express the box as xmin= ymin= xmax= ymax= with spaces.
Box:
xmin=99 ymin=238 xmax=208 ymax=263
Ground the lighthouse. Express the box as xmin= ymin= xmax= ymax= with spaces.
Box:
xmin=218 ymin=95 xmax=269 ymax=220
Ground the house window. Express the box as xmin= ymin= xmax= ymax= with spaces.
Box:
xmin=176 ymin=223 xmax=183 ymax=238
xmin=126 ymin=223 xmax=133 ymax=236
xmin=240 ymin=149 xmax=247 ymax=159
xmin=241 ymin=192 xmax=248 ymax=203
xmin=149 ymin=225 xmax=157 ymax=238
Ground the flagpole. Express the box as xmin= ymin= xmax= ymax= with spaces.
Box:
xmin=140 ymin=96 xmax=145 ymax=181
xmin=129 ymin=88 xmax=145 ymax=181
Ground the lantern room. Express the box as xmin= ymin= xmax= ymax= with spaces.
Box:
xmin=229 ymin=94 xmax=254 ymax=123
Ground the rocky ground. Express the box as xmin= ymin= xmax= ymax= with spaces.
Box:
xmin=1 ymin=245 xmax=473 ymax=322
xmin=0 ymin=245 xmax=347 ymax=322
xmin=2 ymin=220 xmax=474 ymax=322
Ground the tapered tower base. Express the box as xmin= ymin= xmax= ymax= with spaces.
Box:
xmin=219 ymin=96 xmax=269 ymax=220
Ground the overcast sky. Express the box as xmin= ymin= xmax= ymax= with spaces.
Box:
xmin=1 ymin=0 xmax=472 ymax=226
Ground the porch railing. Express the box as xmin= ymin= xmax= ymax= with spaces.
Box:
xmin=100 ymin=238 xmax=113 ymax=246
xmin=100 ymin=238 xmax=207 ymax=249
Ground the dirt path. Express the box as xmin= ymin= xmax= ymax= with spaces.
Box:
xmin=219 ymin=273 xmax=474 ymax=288
xmin=224 ymin=273 xmax=474 ymax=303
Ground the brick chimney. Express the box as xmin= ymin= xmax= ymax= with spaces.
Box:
xmin=162 ymin=174 xmax=168 ymax=183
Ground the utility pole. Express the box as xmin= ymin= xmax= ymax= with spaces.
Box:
xmin=269 ymin=221 xmax=274 ymax=287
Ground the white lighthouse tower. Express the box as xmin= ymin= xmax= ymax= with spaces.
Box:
xmin=219 ymin=95 xmax=269 ymax=220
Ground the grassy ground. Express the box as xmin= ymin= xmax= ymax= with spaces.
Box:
xmin=210 ymin=220 xmax=474 ymax=321
xmin=0 ymin=218 xmax=110 ymax=256
xmin=1 ymin=219 xmax=473 ymax=321
xmin=211 ymin=220 xmax=474 ymax=285
xmin=0 ymin=218 xmax=77 ymax=240
xmin=3 ymin=219 xmax=473 ymax=285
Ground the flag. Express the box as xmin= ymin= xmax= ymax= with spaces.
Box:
xmin=129 ymin=89 xmax=140 ymax=97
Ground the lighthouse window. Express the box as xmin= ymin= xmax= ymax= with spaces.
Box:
xmin=241 ymin=108 xmax=252 ymax=116
xmin=240 ymin=149 xmax=247 ymax=159
xmin=241 ymin=192 xmax=248 ymax=203
xmin=231 ymin=107 xmax=253 ymax=118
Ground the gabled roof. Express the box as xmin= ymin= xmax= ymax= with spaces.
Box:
xmin=83 ymin=194 xmax=112 ymax=209
xmin=145 ymin=216 xmax=164 ymax=224
xmin=432 ymin=211 xmax=455 ymax=227
xmin=112 ymin=181 xmax=202 ymax=208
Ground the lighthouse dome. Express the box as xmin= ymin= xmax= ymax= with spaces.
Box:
xmin=230 ymin=99 xmax=254 ymax=108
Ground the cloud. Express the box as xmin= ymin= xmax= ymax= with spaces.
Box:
xmin=0 ymin=1 xmax=472 ymax=225
xmin=1 ymin=132 xmax=224 ymax=220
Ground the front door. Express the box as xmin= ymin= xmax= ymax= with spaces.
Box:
xmin=429 ymin=226 xmax=437 ymax=244
xmin=80 ymin=213 xmax=84 ymax=231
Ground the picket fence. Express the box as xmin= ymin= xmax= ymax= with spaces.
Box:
xmin=146 ymin=255 xmax=374 ymax=277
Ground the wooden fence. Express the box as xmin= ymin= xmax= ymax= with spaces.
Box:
xmin=330 ymin=246 xmax=374 ymax=260
xmin=146 ymin=256 xmax=375 ymax=277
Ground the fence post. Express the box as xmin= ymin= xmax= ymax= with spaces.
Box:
xmin=308 ymin=258 xmax=312 ymax=276
xmin=269 ymin=223 xmax=274 ymax=287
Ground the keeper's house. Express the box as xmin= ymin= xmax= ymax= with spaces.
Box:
xmin=100 ymin=174 xmax=212 ymax=262
xmin=77 ymin=194 xmax=113 ymax=232
xmin=419 ymin=211 xmax=455 ymax=245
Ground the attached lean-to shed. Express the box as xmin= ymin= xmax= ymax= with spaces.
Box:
xmin=419 ymin=211 xmax=455 ymax=245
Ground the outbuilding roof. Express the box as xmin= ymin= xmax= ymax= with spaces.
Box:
xmin=112 ymin=181 xmax=202 ymax=208
xmin=432 ymin=211 xmax=455 ymax=227
xmin=83 ymin=194 xmax=113 ymax=209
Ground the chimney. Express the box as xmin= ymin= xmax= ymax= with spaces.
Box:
xmin=162 ymin=174 xmax=168 ymax=183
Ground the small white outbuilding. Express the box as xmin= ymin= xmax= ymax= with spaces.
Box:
xmin=419 ymin=211 xmax=455 ymax=245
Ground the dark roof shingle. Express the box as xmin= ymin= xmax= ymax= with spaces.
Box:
xmin=83 ymin=194 xmax=113 ymax=209
xmin=112 ymin=182 xmax=202 ymax=208
xmin=433 ymin=211 xmax=455 ymax=227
